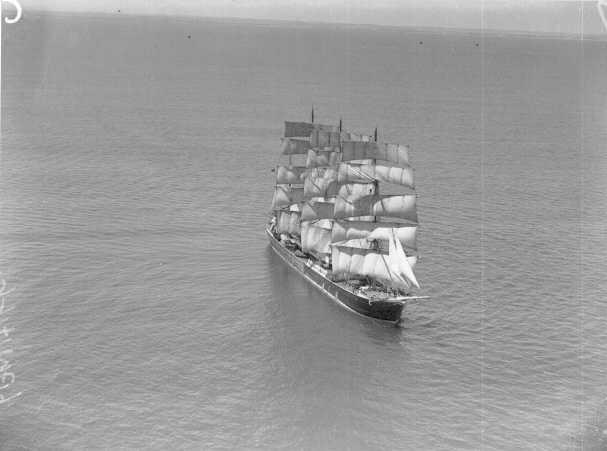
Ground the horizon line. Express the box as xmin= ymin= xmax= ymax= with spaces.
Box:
xmin=23 ymin=7 xmax=607 ymax=40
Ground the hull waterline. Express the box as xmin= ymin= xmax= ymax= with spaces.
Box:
xmin=266 ymin=228 xmax=405 ymax=323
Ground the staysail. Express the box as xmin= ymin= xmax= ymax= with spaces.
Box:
xmin=331 ymin=234 xmax=419 ymax=290
xmin=389 ymin=229 xmax=420 ymax=289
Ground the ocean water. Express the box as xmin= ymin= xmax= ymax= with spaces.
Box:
xmin=1 ymin=11 xmax=607 ymax=450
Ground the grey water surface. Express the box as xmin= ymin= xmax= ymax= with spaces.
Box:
xmin=1 ymin=11 xmax=606 ymax=450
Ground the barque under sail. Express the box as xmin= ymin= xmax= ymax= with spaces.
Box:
xmin=266 ymin=114 xmax=426 ymax=323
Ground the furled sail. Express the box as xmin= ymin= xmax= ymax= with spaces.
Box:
xmin=330 ymin=236 xmax=418 ymax=291
xmin=276 ymin=165 xmax=306 ymax=184
xmin=281 ymin=138 xmax=311 ymax=155
xmin=304 ymin=168 xmax=338 ymax=199
xmin=276 ymin=210 xmax=301 ymax=236
xmin=337 ymin=162 xmax=414 ymax=189
xmin=332 ymin=220 xmax=418 ymax=250
xmin=306 ymin=149 xmax=340 ymax=168
xmin=272 ymin=185 xmax=305 ymax=209
xmin=301 ymin=200 xmax=335 ymax=221
xmin=334 ymin=194 xmax=417 ymax=222
xmin=336 ymin=183 xmax=377 ymax=202
xmin=341 ymin=141 xmax=410 ymax=166
xmin=301 ymin=220 xmax=333 ymax=255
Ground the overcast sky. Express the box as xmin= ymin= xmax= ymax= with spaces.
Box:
xmin=18 ymin=0 xmax=607 ymax=34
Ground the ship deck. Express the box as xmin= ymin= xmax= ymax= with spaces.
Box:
xmin=266 ymin=227 xmax=409 ymax=323
xmin=276 ymin=237 xmax=411 ymax=302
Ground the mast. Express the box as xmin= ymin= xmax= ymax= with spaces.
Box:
xmin=277 ymin=117 xmax=420 ymax=292
xmin=373 ymin=127 xmax=377 ymax=222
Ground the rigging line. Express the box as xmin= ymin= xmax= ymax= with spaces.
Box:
xmin=347 ymin=162 xmax=376 ymax=183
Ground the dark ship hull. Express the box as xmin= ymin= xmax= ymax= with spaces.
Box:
xmin=266 ymin=228 xmax=405 ymax=323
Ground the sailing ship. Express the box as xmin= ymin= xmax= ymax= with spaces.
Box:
xmin=266 ymin=112 xmax=426 ymax=323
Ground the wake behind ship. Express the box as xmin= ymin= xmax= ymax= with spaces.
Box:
xmin=267 ymin=116 xmax=426 ymax=323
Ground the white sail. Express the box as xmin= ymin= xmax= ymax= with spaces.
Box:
xmin=301 ymin=200 xmax=335 ymax=221
xmin=306 ymin=149 xmax=340 ymax=168
xmin=272 ymin=185 xmax=305 ymax=209
xmin=276 ymin=210 xmax=301 ymax=236
xmin=332 ymin=220 xmax=417 ymax=250
xmin=276 ymin=165 xmax=306 ymax=184
xmin=273 ymin=120 xmax=424 ymax=294
xmin=336 ymin=182 xmax=377 ymax=202
xmin=390 ymin=230 xmax=420 ymax=289
xmin=304 ymin=168 xmax=338 ymax=199
xmin=341 ymin=141 xmax=410 ymax=166
xmin=330 ymin=238 xmax=417 ymax=291
xmin=281 ymin=138 xmax=311 ymax=155
xmin=334 ymin=194 xmax=417 ymax=222
xmin=337 ymin=162 xmax=414 ymax=189
xmin=301 ymin=220 xmax=333 ymax=255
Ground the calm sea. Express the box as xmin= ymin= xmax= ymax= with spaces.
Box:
xmin=1 ymin=11 xmax=606 ymax=450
